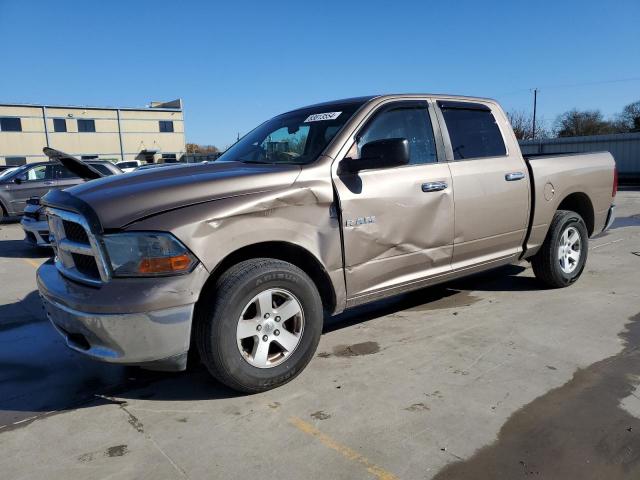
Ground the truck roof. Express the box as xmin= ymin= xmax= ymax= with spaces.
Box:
xmin=283 ymin=93 xmax=498 ymax=115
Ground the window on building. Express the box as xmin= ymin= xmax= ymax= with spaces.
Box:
xmin=0 ymin=117 xmax=22 ymax=132
xmin=5 ymin=156 xmax=27 ymax=166
xmin=161 ymin=154 xmax=178 ymax=163
xmin=81 ymin=155 xmax=99 ymax=160
xmin=439 ymin=103 xmax=506 ymax=160
xmin=77 ymin=119 xmax=96 ymax=132
xmin=351 ymin=103 xmax=438 ymax=165
xmin=53 ymin=118 xmax=67 ymax=132
xmin=159 ymin=120 xmax=174 ymax=133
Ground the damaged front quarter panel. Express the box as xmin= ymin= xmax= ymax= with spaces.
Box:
xmin=126 ymin=159 xmax=348 ymax=314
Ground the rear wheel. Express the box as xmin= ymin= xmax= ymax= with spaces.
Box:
xmin=532 ymin=210 xmax=588 ymax=288
xmin=196 ymin=258 xmax=323 ymax=393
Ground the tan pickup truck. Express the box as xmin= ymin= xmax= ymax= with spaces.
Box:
xmin=37 ymin=94 xmax=617 ymax=392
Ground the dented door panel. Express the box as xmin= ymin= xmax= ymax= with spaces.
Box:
xmin=334 ymin=162 xmax=454 ymax=299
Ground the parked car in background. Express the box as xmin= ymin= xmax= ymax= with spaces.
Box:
xmin=116 ymin=160 xmax=143 ymax=173
xmin=0 ymin=159 xmax=121 ymax=221
xmin=20 ymin=152 xmax=121 ymax=244
xmin=37 ymin=94 xmax=616 ymax=393
xmin=21 ymin=197 xmax=50 ymax=247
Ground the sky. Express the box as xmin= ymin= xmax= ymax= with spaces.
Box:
xmin=1 ymin=0 xmax=639 ymax=147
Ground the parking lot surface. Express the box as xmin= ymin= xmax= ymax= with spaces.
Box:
xmin=0 ymin=190 xmax=639 ymax=480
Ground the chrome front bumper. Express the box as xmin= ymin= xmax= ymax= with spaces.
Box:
xmin=37 ymin=261 xmax=209 ymax=371
xmin=21 ymin=217 xmax=51 ymax=247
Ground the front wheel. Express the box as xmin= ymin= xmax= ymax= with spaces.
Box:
xmin=531 ymin=210 xmax=588 ymax=288
xmin=196 ymin=258 xmax=323 ymax=393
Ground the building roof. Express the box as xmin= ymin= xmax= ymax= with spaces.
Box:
xmin=0 ymin=99 xmax=182 ymax=112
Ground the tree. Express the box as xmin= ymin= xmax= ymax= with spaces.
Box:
xmin=553 ymin=109 xmax=617 ymax=137
xmin=616 ymin=100 xmax=640 ymax=132
xmin=186 ymin=143 xmax=220 ymax=154
xmin=507 ymin=110 xmax=549 ymax=140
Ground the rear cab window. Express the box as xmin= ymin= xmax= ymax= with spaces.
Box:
xmin=88 ymin=163 xmax=116 ymax=176
xmin=437 ymin=101 xmax=506 ymax=160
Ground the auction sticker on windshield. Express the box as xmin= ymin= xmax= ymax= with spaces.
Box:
xmin=304 ymin=112 xmax=342 ymax=122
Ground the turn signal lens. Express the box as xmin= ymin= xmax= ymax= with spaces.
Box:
xmin=138 ymin=254 xmax=193 ymax=274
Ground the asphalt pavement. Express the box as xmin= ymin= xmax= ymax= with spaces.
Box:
xmin=0 ymin=191 xmax=639 ymax=480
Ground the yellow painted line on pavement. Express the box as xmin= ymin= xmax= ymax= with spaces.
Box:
xmin=289 ymin=416 xmax=399 ymax=480
xmin=23 ymin=258 xmax=42 ymax=269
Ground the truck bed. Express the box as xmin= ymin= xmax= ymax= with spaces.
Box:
xmin=523 ymin=151 xmax=616 ymax=256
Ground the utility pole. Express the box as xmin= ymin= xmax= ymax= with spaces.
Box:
xmin=532 ymin=88 xmax=538 ymax=139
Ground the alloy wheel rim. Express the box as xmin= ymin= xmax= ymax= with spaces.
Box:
xmin=236 ymin=288 xmax=305 ymax=368
xmin=558 ymin=226 xmax=581 ymax=274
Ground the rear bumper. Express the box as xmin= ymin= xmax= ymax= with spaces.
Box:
xmin=21 ymin=217 xmax=51 ymax=247
xmin=37 ymin=261 xmax=209 ymax=371
xmin=603 ymin=204 xmax=616 ymax=232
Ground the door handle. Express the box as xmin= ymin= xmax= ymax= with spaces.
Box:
xmin=421 ymin=181 xmax=448 ymax=192
xmin=44 ymin=181 xmax=54 ymax=185
xmin=505 ymin=172 xmax=525 ymax=181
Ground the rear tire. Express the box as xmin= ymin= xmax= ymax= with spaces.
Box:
xmin=196 ymin=258 xmax=323 ymax=393
xmin=532 ymin=210 xmax=588 ymax=288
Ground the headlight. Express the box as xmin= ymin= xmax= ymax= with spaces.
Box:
xmin=101 ymin=232 xmax=197 ymax=277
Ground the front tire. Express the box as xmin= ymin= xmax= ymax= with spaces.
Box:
xmin=196 ymin=258 xmax=323 ymax=393
xmin=532 ymin=210 xmax=588 ymax=288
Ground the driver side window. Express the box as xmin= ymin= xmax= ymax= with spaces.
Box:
xmin=350 ymin=105 xmax=437 ymax=165
xmin=20 ymin=165 xmax=53 ymax=182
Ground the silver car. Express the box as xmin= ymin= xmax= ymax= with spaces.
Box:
xmin=0 ymin=160 xmax=121 ymax=221
xmin=21 ymin=198 xmax=51 ymax=246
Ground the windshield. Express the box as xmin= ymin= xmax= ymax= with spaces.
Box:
xmin=218 ymin=101 xmax=366 ymax=165
xmin=0 ymin=167 xmax=18 ymax=180
xmin=0 ymin=164 xmax=29 ymax=181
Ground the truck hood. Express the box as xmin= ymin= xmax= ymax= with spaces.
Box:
xmin=49 ymin=161 xmax=301 ymax=229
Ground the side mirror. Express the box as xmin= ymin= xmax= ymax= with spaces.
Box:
xmin=13 ymin=177 xmax=22 ymax=185
xmin=339 ymin=138 xmax=409 ymax=174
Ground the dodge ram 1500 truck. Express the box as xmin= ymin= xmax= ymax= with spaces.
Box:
xmin=37 ymin=94 xmax=617 ymax=392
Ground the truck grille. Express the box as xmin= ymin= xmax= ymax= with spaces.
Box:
xmin=71 ymin=253 xmax=101 ymax=278
xmin=46 ymin=208 xmax=110 ymax=285
xmin=63 ymin=220 xmax=90 ymax=244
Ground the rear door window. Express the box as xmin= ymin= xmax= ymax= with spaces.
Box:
xmin=54 ymin=165 xmax=78 ymax=179
xmin=438 ymin=102 xmax=506 ymax=160
xmin=88 ymin=163 xmax=115 ymax=176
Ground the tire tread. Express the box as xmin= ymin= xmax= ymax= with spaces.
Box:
xmin=196 ymin=258 xmax=321 ymax=393
xmin=531 ymin=210 xmax=587 ymax=288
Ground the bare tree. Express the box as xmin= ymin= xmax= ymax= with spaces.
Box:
xmin=507 ymin=110 xmax=549 ymax=140
xmin=553 ymin=109 xmax=618 ymax=137
xmin=616 ymin=100 xmax=640 ymax=132
xmin=186 ymin=143 xmax=220 ymax=154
